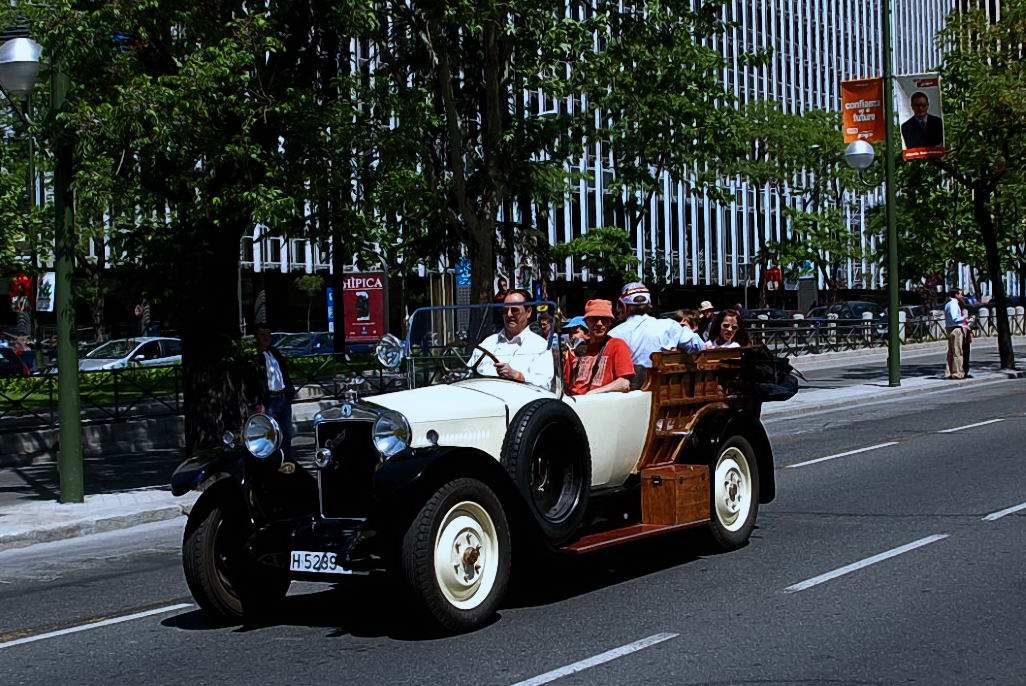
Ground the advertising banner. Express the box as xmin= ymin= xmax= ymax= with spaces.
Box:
xmin=841 ymin=78 xmax=885 ymax=143
xmin=327 ymin=272 xmax=388 ymax=343
xmin=894 ymin=73 xmax=946 ymax=160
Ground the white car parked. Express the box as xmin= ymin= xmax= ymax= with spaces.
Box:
xmin=79 ymin=337 xmax=182 ymax=371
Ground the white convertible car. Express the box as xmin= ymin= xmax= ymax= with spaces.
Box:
xmin=172 ymin=303 xmax=778 ymax=633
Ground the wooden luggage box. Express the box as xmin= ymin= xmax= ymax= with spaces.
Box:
xmin=641 ymin=463 xmax=710 ymax=526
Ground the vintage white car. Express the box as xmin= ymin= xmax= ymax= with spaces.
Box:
xmin=172 ymin=303 xmax=778 ymax=633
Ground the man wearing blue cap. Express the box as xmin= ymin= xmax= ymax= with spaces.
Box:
xmin=609 ymin=282 xmax=681 ymax=371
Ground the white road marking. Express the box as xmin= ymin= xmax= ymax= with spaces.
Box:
xmin=785 ymin=534 xmax=949 ymax=593
xmin=983 ymin=501 xmax=1026 ymax=522
xmin=0 ymin=603 xmax=193 ymax=650
xmin=786 ymin=442 xmax=900 ymax=469
xmin=939 ymin=418 xmax=1005 ymax=433
xmin=510 ymin=632 xmax=679 ymax=686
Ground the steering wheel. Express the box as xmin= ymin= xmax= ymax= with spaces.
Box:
xmin=469 ymin=345 xmax=501 ymax=374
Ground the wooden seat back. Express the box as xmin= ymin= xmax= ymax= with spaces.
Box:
xmin=632 ymin=349 xmax=743 ymax=472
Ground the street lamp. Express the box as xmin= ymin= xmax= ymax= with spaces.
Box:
xmin=0 ymin=37 xmax=85 ymax=503
xmin=844 ymin=140 xmax=876 ymax=171
xmin=0 ymin=37 xmax=42 ymax=99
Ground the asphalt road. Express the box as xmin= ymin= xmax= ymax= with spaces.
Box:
xmin=1 ymin=377 xmax=1024 ymax=685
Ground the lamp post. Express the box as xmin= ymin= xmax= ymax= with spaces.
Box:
xmin=881 ymin=0 xmax=900 ymax=387
xmin=0 ymin=37 xmax=85 ymax=503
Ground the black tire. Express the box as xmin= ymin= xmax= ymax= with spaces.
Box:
xmin=400 ymin=478 xmax=511 ymax=633
xmin=706 ymin=435 xmax=760 ymax=551
xmin=182 ymin=493 xmax=290 ymax=623
xmin=500 ymin=399 xmax=591 ymax=545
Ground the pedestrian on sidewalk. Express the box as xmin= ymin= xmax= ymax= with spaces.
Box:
xmin=961 ymin=303 xmax=974 ymax=377
xmin=250 ymin=323 xmax=296 ymax=458
xmin=944 ymin=289 xmax=968 ymax=380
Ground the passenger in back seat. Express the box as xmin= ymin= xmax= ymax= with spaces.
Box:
xmin=564 ymin=300 xmax=635 ymax=396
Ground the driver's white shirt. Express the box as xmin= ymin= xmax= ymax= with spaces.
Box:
xmin=469 ymin=328 xmax=554 ymax=388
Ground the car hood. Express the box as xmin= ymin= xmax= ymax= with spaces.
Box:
xmin=368 ymin=378 xmax=553 ymax=424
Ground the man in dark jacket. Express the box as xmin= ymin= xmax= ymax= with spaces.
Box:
xmin=251 ymin=324 xmax=295 ymax=458
xmin=900 ymin=91 xmax=944 ymax=149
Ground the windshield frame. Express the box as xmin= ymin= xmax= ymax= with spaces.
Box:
xmin=402 ymin=301 xmax=561 ymax=392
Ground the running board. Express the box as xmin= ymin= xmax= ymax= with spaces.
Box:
xmin=562 ymin=521 xmax=705 ymax=555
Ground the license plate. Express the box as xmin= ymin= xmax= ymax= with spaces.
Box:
xmin=289 ymin=550 xmax=354 ymax=575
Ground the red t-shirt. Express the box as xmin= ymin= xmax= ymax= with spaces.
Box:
xmin=564 ymin=337 xmax=635 ymax=396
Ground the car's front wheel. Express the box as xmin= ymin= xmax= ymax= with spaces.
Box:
xmin=706 ymin=436 xmax=760 ymax=551
xmin=182 ymin=492 xmax=290 ymax=623
xmin=400 ymin=478 xmax=511 ymax=633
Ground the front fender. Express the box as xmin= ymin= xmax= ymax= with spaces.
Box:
xmin=170 ymin=445 xmax=245 ymax=496
xmin=372 ymin=446 xmax=535 ymax=536
xmin=681 ymin=409 xmax=776 ymax=504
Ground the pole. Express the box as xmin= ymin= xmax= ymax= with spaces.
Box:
xmin=882 ymin=0 xmax=901 ymax=387
xmin=52 ymin=66 xmax=84 ymax=502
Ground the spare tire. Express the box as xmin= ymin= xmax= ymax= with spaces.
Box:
xmin=500 ymin=399 xmax=591 ymax=545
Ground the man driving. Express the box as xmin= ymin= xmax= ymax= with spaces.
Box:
xmin=469 ymin=290 xmax=554 ymax=388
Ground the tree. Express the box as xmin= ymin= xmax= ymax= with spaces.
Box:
xmin=373 ymin=1 xmax=597 ymax=308
xmin=295 ymin=274 xmax=324 ymax=332
xmin=25 ymin=1 xmax=384 ymax=451
xmin=581 ymin=1 xmax=758 ymax=287
xmin=740 ymin=106 xmax=875 ymax=302
xmin=551 ymin=226 xmax=639 ymax=285
xmin=932 ymin=6 xmax=1026 ymax=369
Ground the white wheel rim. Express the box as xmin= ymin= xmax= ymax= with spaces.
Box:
xmin=433 ymin=500 xmax=500 ymax=610
xmin=714 ymin=447 xmax=752 ymax=532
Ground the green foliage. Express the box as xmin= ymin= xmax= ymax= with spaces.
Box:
xmin=295 ymin=275 xmax=324 ymax=299
xmin=551 ymin=226 xmax=639 ymax=283
xmin=743 ymin=106 xmax=873 ymax=292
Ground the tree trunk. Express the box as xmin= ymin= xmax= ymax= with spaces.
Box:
xmin=181 ymin=227 xmax=248 ymax=455
xmin=973 ymin=189 xmax=1016 ymax=369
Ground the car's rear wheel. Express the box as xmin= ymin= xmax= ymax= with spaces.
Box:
xmin=706 ymin=436 xmax=760 ymax=551
xmin=501 ymin=399 xmax=591 ymax=545
xmin=182 ymin=492 xmax=289 ymax=623
xmin=400 ymin=478 xmax=511 ymax=633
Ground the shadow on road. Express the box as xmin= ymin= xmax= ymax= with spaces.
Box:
xmin=160 ymin=527 xmax=757 ymax=641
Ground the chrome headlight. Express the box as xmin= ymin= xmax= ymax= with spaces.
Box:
xmin=243 ymin=413 xmax=281 ymax=459
xmin=372 ymin=410 xmax=411 ymax=459
xmin=375 ymin=333 xmax=405 ymax=369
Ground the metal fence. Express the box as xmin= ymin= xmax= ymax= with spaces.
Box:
xmin=2 ymin=305 xmax=1023 ymax=433
xmin=746 ymin=305 xmax=1026 ymax=357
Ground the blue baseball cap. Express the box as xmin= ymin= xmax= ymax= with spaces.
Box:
xmin=561 ymin=315 xmax=588 ymax=332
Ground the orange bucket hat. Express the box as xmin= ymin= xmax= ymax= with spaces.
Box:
xmin=583 ymin=299 xmax=615 ymax=320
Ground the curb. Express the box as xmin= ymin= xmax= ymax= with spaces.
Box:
xmin=762 ymin=370 xmax=1022 ymax=420
xmin=0 ymin=493 xmax=197 ymax=553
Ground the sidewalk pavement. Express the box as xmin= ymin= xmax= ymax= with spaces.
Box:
xmin=1 ymin=338 xmax=1023 ymax=552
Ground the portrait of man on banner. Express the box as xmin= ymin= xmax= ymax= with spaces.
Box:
xmin=895 ymin=74 xmax=946 ymax=160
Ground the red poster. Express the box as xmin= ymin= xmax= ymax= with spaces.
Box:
xmin=343 ymin=272 xmax=387 ymax=343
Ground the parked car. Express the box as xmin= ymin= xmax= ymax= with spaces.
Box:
xmin=78 ymin=337 xmax=182 ymax=371
xmin=744 ymin=308 xmax=790 ymax=320
xmin=172 ymin=303 xmax=778 ymax=633
xmin=276 ymin=332 xmax=333 ymax=357
xmin=0 ymin=347 xmax=29 ymax=378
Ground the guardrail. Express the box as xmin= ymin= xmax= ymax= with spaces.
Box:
xmin=746 ymin=305 xmax=1026 ymax=356
xmin=2 ymin=306 xmax=1023 ymax=433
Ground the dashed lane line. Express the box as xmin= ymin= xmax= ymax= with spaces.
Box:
xmin=983 ymin=501 xmax=1026 ymax=522
xmin=785 ymin=534 xmax=949 ymax=593
xmin=510 ymin=632 xmax=679 ymax=686
xmin=939 ymin=418 xmax=1005 ymax=433
xmin=0 ymin=603 xmax=193 ymax=650
xmin=786 ymin=441 xmax=900 ymax=469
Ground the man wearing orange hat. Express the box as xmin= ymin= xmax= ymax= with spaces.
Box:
xmin=563 ymin=299 xmax=635 ymax=396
